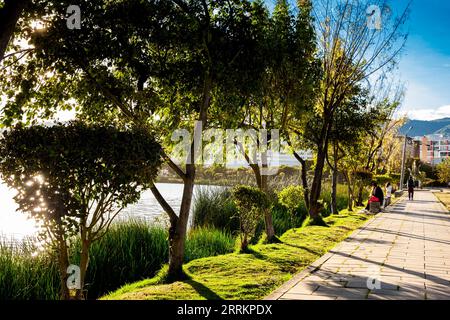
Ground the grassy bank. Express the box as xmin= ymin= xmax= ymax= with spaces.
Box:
xmin=103 ymin=208 xmax=370 ymax=300
xmin=0 ymin=221 xmax=235 ymax=300
xmin=433 ymin=191 xmax=450 ymax=211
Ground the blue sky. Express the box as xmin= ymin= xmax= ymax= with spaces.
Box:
xmin=265 ymin=0 xmax=450 ymax=120
xmin=393 ymin=0 xmax=450 ymax=120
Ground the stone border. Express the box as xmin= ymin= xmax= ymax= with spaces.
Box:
xmin=263 ymin=199 xmax=406 ymax=300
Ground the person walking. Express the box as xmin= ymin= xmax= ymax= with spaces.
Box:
xmin=385 ymin=182 xmax=392 ymax=208
xmin=407 ymin=176 xmax=415 ymax=200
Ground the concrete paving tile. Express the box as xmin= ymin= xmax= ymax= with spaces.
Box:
xmin=274 ymin=191 xmax=450 ymax=301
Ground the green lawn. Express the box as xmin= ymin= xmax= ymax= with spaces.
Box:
xmin=103 ymin=208 xmax=370 ymax=300
xmin=433 ymin=192 xmax=450 ymax=211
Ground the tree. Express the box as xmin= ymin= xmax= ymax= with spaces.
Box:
xmin=0 ymin=0 xmax=31 ymax=61
xmin=0 ymin=122 xmax=162 ymax=299
xmin=437 ymin=158 xmax=450 ymax=184
xmin=224 ymin=0 xmax=319 ymax=238
xmin=326 ymin=86 xmax=373 ymax=214
xmin=0 ymin=0 xmax=265 ymax=280
xmin=300 ymin=0 xmax=409 ymax=224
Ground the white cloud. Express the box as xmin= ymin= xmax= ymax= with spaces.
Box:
xmin=406 ymin=105 xmax=450 ymax=120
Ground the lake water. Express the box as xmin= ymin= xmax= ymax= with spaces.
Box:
xmin=0 ymin=182 xmax=224 ymax=242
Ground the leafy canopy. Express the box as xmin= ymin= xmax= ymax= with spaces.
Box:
xmin=0 ymin=122 xmax=162 ymax=242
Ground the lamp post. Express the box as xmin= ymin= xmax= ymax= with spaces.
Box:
xmin=400 ymin=126 xmax=413 ymax=191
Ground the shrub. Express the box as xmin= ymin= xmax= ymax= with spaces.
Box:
xmin=232 ymin=185 xmax=270 ymax=252
xmin=354 ymin=170 xmax=373 ymax=183
xmin=278 ymin=186 xmax=304 ymax=227
xmin=423 ymin=179 xmax=448 ymax=188
xmin=388 ymin=173 xmax=401 ymax=185
xmin=374 ymin=174 xmax=393 ymax=186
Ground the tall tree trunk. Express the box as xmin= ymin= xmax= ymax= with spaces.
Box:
xmin=308 ymin=113 xmax=333 ymax=225
xmin=330 ymin=141 xmax=338 ymax=215
xmin=292 ymin=151 xmax=310 ymax=210
xmin=0 ymin=0 xmax=30 ymax=61
xmin=56 ymin=232 xmax=70 ymax=300
xmin=356 ymin=183 xmax=364 ymax=206
xmin=249 ymin=160 xmax=276 ymax=242
xmin=331 ymin=166 xmax=338 ymax=215
xmin=308 ymin=145 xmax=327 ymax=225
xmin=343 ymin=171 xmax=353 ymax=211
xmin=260 ymin=151 xmax=275 ymax=241
xmin=53 ymin=213 xmax=70 ymax=300
xmin=76 ymin=233 xmax=90 ymax=300
xmin=167 ymin=170 xmax=194 ymax=280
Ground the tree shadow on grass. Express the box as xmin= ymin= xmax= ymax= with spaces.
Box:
xmin=281 ymin=242 xmax=321 ymax=256
xmin=184 ymin=277 xmax=223 ymax=300
xmin=244 ymin=247 xmax=314 ymax=273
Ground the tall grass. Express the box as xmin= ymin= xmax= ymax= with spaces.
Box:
xmin=71 ymin=220 xmax=169 ymax=299
xmin=0 ymin=237 xmax=60 ymax=300
xmin=192 ymin=187 xmax=239 ymax=233
xmin=185 ymin=227 xmax=235 ymax=261
xmin=0 ymin=220 xmax=236 ymax=300
xmin=271 ymin=202 xmax=308 ymax=236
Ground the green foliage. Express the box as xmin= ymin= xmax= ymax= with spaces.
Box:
xmin=320 ymin=184 xmax=349 ymax=216
xmin=232 ymin=185 xmax=270 ymax=251
xmin=0 ymin=122 xmax=162 ymax=241
xmin=374 ymin=174 xmax=393 ymax=186
xmin=0 ymin=122 xmax=162 ymax=297
xmin=354 ymin=170 xmax=374 ymax=184
xmin=278 ymin=186 xmax=304 ymax=212
xmin=388 ymin=173 xmax=401 ymax=185
xmin=192 ymin=188 xmax=239 ymax=233
xmin=278 ymin=185 xmax=304 ymax=227
xmin=437 ymin=157 xmax=450 ymax=183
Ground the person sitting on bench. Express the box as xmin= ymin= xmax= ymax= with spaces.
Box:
xmin=365 ymin=181 xmax=384 ymax=211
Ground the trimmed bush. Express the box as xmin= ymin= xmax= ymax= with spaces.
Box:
xmin=232 ymin=185 xmax=270 ymax=252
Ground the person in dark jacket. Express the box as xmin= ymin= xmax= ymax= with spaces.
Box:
xmin=407 ymin=176 xmax=414 ymax=200
xmin=365 ymin=181 xmax=384 ymax=210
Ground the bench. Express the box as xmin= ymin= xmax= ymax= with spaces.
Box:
xmin=369 ymin=201 xmax=381 ymax=214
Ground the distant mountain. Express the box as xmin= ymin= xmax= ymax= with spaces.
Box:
xmin=399 ymin=118 xmax=450 ymax=137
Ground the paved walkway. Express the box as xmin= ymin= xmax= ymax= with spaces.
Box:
xmin=268 ymin=190 xmax=450 ymax=300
